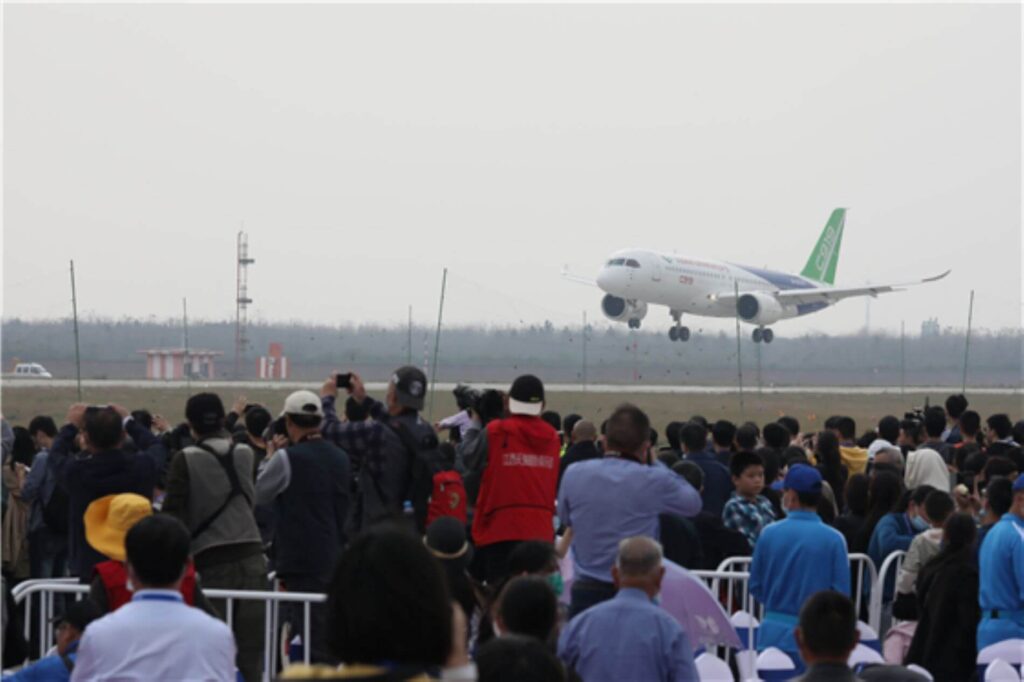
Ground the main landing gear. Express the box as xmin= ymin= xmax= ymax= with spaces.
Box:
xmin=628 ymin=318 xmax=642 ymax=329
xmin=752 ymin=327 xmax=774 ymax=344
xmin=668 ymin=310 xmax=690 ymax=342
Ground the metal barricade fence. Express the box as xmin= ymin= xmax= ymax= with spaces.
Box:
xmin=849 ymin=553 xmax=877 ymax=619
xmin=869 ymin=550 xmax=907 ymax=636
xmin=691 ymin=569 xmax=756 ymax=663
xmin=11 ymin=580 xmax=326 ymax=682
xmin=713 ymin=552 xmax=878 ymax=625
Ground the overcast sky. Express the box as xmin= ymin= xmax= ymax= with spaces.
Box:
xmin=4 ymin=3 xmax=1021 ymax=336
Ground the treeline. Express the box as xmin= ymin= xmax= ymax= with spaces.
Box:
xmin=2 ymin=317 xmax=1021 ymax=386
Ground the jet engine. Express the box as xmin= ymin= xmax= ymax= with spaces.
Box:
xmin=736 ymin=292 xmax=786 ymax=325
xmin=602 ymin=294 xmax=648 ymax=323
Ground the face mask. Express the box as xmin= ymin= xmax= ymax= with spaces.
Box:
xmin=911 ymin=515 xmax=929 ymax=532
xmin=547 ymin=573 xmax=564 ymax=597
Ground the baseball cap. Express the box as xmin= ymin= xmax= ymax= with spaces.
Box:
xmin=184 ymin=393 xmax=226 ymax=431
xmin=509 ymin=375 xmax=545 ymax=416
xmin=783 ymin=464 xmax=823 ymax=494
xmin=282 ymin=390 xmax=324 ymax=418
xmin=84 ymin=493 xmax=153 ymax=562
xmin=51 ymin=600 xmax=102 ymax=633
xmin=1013 ymin=476 xmax=1024 ymax=493
xmin=391 ymin=366 xmax=427 ymax=411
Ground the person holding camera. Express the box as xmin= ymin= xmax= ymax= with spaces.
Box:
xmin=557 ymin=404 xmax=702 ymax=618
xmin=321 ymin=366 xmax=440 ymax=533
xmin=160 ymin=392 xmax=265 ymax=682
xmin=461 ymin=375 xmax=561 ymax=586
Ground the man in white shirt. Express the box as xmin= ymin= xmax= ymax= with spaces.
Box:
xmin=71 ymin=514 xmax=236 ymax=681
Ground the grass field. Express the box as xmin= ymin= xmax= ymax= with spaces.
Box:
xmin=2 ymin=384 xmax=1020 ymax=437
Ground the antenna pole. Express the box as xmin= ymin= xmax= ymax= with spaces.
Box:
xmin=962 ymin=290 xmax=975 ymax=393
xmin=428 ymin=268 xmax=448 ymax=420
xmin=183 ymin=298 xmax=191 ymax=392
xmin=70 ymin=260 xmax=82 ymax=401
xmin=900 ymin=320 xmax=906 ymax=397
xmin=407 ymin=306 xmax=413 ymax=366
xmin=733 ymin=281 xmax=745 ymax=419
xmin=582 ymin=310 xmax=588 ymax=392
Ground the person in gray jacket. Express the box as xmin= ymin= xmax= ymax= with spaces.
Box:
xmin=162 ymin=392 xmax=266 ymax=682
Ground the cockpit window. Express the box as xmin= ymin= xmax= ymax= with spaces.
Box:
xmin=625 ymin=259 xmax=640 ymax=268
xmin=607 ymin=258 xmax=626 ymax=266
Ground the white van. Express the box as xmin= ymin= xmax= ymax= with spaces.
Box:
xmin=12 ymin=363 xmax=53 ymax=378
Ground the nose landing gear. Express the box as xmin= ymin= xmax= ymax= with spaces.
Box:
xmin=752 ymin=327 xmax=774 ymax=343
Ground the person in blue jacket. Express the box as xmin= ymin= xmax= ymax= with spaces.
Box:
xmin=977 ymin=475 xmax=1024 ymax=650
xmin=2 ymin=601 xmax=100 ymax=681
xmin=750 ymin=464 xmax=850 ymax=671
xmin=868 ymin=485 xmax=933 ymax=591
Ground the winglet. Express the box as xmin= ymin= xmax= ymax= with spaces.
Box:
xmin=800 ymin=208 xmax=846 ymax=285
xmin=922 ymin=269 xmax=952 ymax=283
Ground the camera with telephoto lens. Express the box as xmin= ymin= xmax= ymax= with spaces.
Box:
xmin=904 ymin=398 xmax=930 ymax=425
xmin=453 ymin=384 xmax=483 ymax=412
xmin=453 ymin=383 xmax=505 ymax=426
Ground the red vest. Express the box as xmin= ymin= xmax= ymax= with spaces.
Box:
xmin=471 ymin=416 xmax=560 ymax=547
xmin=95 ymin=560 xmax=198 ymax=611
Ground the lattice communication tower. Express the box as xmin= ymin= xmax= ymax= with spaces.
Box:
xmin=235 ymin=231 xmax=255 ymax=378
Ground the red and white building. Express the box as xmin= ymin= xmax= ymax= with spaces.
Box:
xmin=258 ymin=342 xmax=289 ymax=380
xmin=138 ymin=349 xmax=222 ymax=380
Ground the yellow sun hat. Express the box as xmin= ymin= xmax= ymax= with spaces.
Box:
xmin=84 ymin=493 xmax=153 ymax=562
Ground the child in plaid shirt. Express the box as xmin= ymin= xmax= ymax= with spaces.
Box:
xmin=722 ymin=450 xmax=776 ymax=548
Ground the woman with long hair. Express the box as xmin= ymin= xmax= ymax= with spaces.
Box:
xmin=852 ymin=471 xmax=903 ymax=554
xmin=2 ymin=427 xmax=35 ymax=580
xmin=905 ymin=513 xmax=980 ymax=682
xmin=814 ymin=431 xmax=847 ymax=511
xmin=833 ymin=473 xmax=870 ymax=549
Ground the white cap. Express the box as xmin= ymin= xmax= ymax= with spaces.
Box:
xmin=281 ymin=390 xmax=324 ymax=418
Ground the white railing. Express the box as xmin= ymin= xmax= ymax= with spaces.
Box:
xmin=11 ymin=580 xmax=326 ymax=682
xmin=712 ymin=552 xmax=877 ymax=622
xmin=849 ymin=553 xmax=878 ymax=619
xmin=691 ymin=569 xmax=756 ymax=665
xmin=869 ymin=550 xmax=907 ymax=635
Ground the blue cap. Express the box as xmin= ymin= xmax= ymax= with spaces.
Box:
xmin=1013 ymin=476 xmax=1024 ymax=493
xmin=783 ymin=464 xmax=823 ymax=494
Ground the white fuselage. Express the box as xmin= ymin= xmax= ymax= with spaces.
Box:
xmin=596 ymin=249 xmax=825 ymax=323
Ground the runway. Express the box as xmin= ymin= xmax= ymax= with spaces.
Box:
xmin=3 ymin=379 xmax=1021 ymax=395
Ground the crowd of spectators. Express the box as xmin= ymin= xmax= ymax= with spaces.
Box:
xmin=1 ymin=380 xmax=1021 ymax=682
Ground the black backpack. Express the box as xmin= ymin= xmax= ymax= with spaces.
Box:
xmin=380 ymin=419 xmax=446 ymax=533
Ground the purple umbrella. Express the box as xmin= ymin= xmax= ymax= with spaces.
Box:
xmin=659 ymin=559 xmax=742 ymax=650
xmin=557 ymin=552 xmax=740 ymax=649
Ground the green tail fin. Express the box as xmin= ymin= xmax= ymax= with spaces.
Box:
xmin=800 ymin=208 xmax=846 ymax=285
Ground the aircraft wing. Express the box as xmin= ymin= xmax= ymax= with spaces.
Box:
xmin=561 ymin=267 xmax=596 ymax=287
xmin=711 ymin=270 xmax=951 ymax=306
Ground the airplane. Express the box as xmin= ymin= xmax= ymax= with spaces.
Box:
xmin=565 ymin=208 xmax=950 ymax=343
